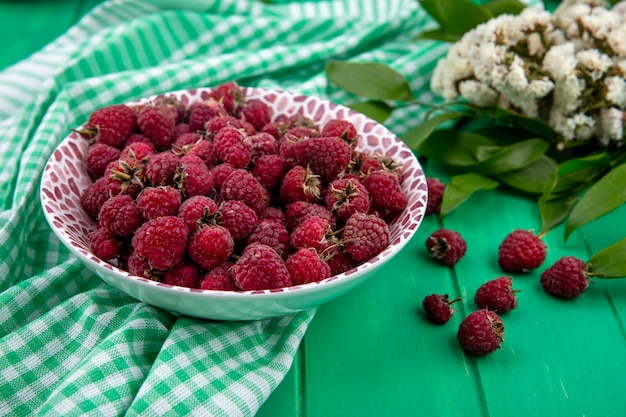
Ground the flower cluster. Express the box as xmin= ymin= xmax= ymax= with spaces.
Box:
xmin=430 ymin=0 xmax=626 ymax=146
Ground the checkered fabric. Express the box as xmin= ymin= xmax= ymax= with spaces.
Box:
xmin=0 ymin=0 xmax=535 ymax=415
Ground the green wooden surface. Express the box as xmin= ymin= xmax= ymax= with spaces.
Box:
xmin=3 ymin=1 xmax=625 ymax=416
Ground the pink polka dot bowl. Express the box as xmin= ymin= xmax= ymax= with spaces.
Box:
xmin=40 ymin=87 xmax=427 ymax=321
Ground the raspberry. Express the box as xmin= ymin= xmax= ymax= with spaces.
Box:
xmin=205 ymin=115 xmax=244 ymax=137
xmin=289 ymin=215 xmax=335 ymax=253
xmin=252 ymin=154 xmax=287 ymax=190
xmin=200 ymin=262 xmax=237 ymax=291
xmin=89 ymin=227 xmax=124 ymax=261
xmin=285 ymin=201 xmax=336 ymax=231
xmin=474 ymin=276 xmax=519 ymax=313
xmin=260 ymin=121 xmax=287 ymax=140
xmin=81 ymin=104 xmax=137 ymax=148
xmin=286 ymin=248 xmax=331 ymax=285
xmin=362 ymin=170 xmax=407 ymax=212
xmin=326 ymin=251 xmax=356 ymax=275
xmin=207 ymin=81 xmax=245 ymax=116
xmin=213 ymin=126 xmax=253 ymax=168
xmin=426 ymin=177 xmax=446 ymax=215
xmin=174 ymin=123 xmax=191 ymax=138
xmin=457 ymin=309 xmax=505 ymax=356
xmin=98 ymin=194 xmax=144 ymax=236
xmin=321 ymin=119 xmax=358 ymax=146
xmin=498 ymin=229 xmax=547 ymax=272
xmin=173 ymin=132 xmax=204 ymax=148
xmin=246 ymin=219 xmax=290 ymax=259
xmin=145 ymin=151 xmax=180 ymax=187
xmin=540 ymin=256 xmax=590 ymax=299
xmin=210 ymin=162 xmax=234 ymax=194
xmin=284 ymin=125 xmax=319 ymax=140
xmin=154 ymin=94 xmax=186 ymax=124
xmin=127 ymin=252 xmax=157 ymax=279
xmin=220 ymin=168 xmax=269 ymax=214
xmin=279 ymin=165 xmax=323 ymax=205
xmin=425 ymin=229 xmax=467 ymax=266
xmin=177 ymin=195 xmax=219 ymax=234
xmin=81 ymin=177 xmax=109 ymax=220
xmin=278 ymin=134 xmax=303 ymax=170
xmin=231 ymin=243 xmax=292 ymax=290
xmin=293 ymin=136 xmax=352 ymax=182
xmin=187 ymin=99 xmax=229 ymax=132
xmin=132 ymin=216 xmax=189 ymax=271
xmin=325 ymin=178 xmax=370 ymax=222
xmin=422 ymin=294 xmax=461 ymax=324
xmin=174 ymin=135 xmax=217 ymax=168
xmin=358 ymin=153 xmax=403 ymax=177
xmin=120 ymin=141 xmax=155 ymax=162
xmin=175 ymin=154 xmax=214 ymax=198
xmin=218 ymin=199 xmax=258 ymax=242
xmin=259 ymin=206 xmax=288 ymax=228
xmin=242 ymin=98 xmax=272 ymax=131
xmin=104 ymin=157 xmax=145 ymax=198
xmin=85 ymin=143 xmax=121 ymax=179
xmin=124 ymin=133 xmax=153 ymax=148
xmin=187 ymin=225 xmax=234 ymax=270
xmin=250 ymin=132 xmax=279 ymax=158
xmin=137 ymin=104 xmax=176 ymax=150
xmin=163 ymin=261 xmax=201 ymax=288
xmin=342 ymin=212 xmax=390 ymax=263
xmin=136 ymin=186 xmax=182 ymax=220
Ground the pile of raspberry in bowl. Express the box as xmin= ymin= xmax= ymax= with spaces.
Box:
xmin=78 ymin=81 xmax=411 ymax=292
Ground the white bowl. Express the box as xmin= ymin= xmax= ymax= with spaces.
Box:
xmin=40 ymin=87 xmax=427 ymax=321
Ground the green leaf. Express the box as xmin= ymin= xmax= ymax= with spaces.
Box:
xmin=538 ymin=192 xmax=578 ymax=234
xmin=496 ymin=155 xmax=557 ymax=194
xmin=440 ymin=172 xmax=499 ymax=216
xmin=587 ymin=237 xmax=626 ymax=278
xmin=482 ymin=0 xmax=526 ymax=16
xmin=413 ymin=28 xmax=459 ymax=42
xmin=348 ymin=100 xmax=393 ymax=123
xmin=400 ymin=112 xmax=462 ymax=150
xmin=418 ymin=0 xmax=446 ymax=27
xmin=565 ymin=163 xmax=626 ymax=239
xmin=491 ymin=107 xmax=560 ymax=140
xmin=547 ymin=152 xmax=610 ymax=195
xmin=472 ymin=139 xmax=551 ymax=174
xmin=417 ymin=129 xmax=496 ymax=168
xmin=326 ymin=61 xmax=413 ymax=101
xmin=421 ymin=0 xmax=493 ymax=36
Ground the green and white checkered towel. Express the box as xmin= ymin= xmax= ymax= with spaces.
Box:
xmin=0 ymin=0 xmax=444 ymax=415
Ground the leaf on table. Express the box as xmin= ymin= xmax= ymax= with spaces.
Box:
xmin=491 ymin=107 xmax=560 ymax=140
xmin=472 ymin=138 xmax=551 ymax=174
xmin=440 ymin=172 xmax=499 ymax=216
xmin=538 ymin=191 xmax=577 ymax=234
xmin=565 ymin=162 xmax=626 ymax=240
xmin=417 ymin=129 xmax=496 ymax=168
xmin=418 ymin=0 xmax=493 ymax=37
xmin=482 ymin=0 xmax=526 ymax=16
xmin=413 ymin=28 xmax=459 ymax=42
xmin=348 ymin=100 xmax=393 ymax=123
xmin=401 ymin=112 xmax=462 ymax=150
xmin=587 ymin=237 xmax=626 ymax=278
xmin=496 ymin=154 xmax=557 ymax=194
xmin=548 ymin=152 xmax=610 ymax=195
xmin=325 ymin=61 xmax=413 ymax=101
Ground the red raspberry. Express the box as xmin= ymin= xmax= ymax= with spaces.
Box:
xmin=285 ymin=114 xmax=317 ymax=129
xmin=231 ymin=243 xmax=292 ymax=290
xmin=208 ymin=81 xmax=245 ymax=116
xmin=285 ymin=201 xmax=336 ymax=231
xmin=218 ymin=200 xmax=258 ymax=242
xmin=540 ymin=256 xmax=590 ymax=299
xmin=154 ymin=95 xmax=186 ymax=124
xmin=474 ymin=276 xmax=519 ymax=313
xmin=425 ymin=229 xmax=467 ymax=266
xmin=213 ymin=126 xmax=252 ymax=168
xmin=175 ymin=154 xmax=214 ymax=198
xmin=210 ymin=162 xmax=234 ymax=194
xmin=278 ymin=134 xmax=303 ymax=170
xmin=99 ymin=194 xmax=144 ymax=236
xmin=250 ymin=132 xmax=279 ymax=158
xmin=120 ymin=141 xmax=156 ymax=162
xmin=342 ymin=212 xmax=390 ymax=263
xmin=177 ymin=195 xmax=219 ymax=234
xmin=85 ymin=143 xmax=121 ymax=179
xmin=252 ymin=154 xmax=287 ymax=190
xmin=81 ymin=104 xmax=137 ymax=148
xmin=200 ymin=262 xmax=237 ymax=291
xmin=457 ymin=309 xmax=505 ymax=356
xmin=422 ymin=294 xmax=461 ymax=324
xmin=187 ymin=225 xmax=234 ymax=270
xmin=242 ymin=99 xmax=272 ymax=131
xmin=358 ymin=153 xmax=403 ymax=177
xmin=80 ymin=177 xmax=109 ymax=220
xmin=279 ymin=165 xmax=323 ymax=205
xmin=104 ymin=157 xmax=145 ymax=198
xmin=204 ymin=115 xmax=244 ymax=136
xmin=174 ymin=134 xmax=217 ymax=168
xmin=293 ymin=136 xmax=352 ymax=182
xmin=145 ymin=151 xmax=180 ymax=187
xmin=426 ymin=177 xmax=446 ymax=215
xmin=174 ymin=123 xmax=191 ymax=138
xmin=326 ymin=251 xmax=356 ymax=275
xmin=325 ymin=178 xmax=370 ymax=222
xmin=89 ymin=227 xmax=123 ymax=261
xmin=136 ymin=186 xmax=182 ymax=220
xmin=220 ymin=168 xmax=269 ymax=214
xmin=187 ymin=99 xmax=229 ymax=132
xmin=286 ymin=248 xmax=331 ymax=285
xmin=321 ymin=119 xmax=358 ymax=146
xmin=127 ymin=252 xmax=156 ymax=279
xmin=259 ymin=206 xmax=288 ymax=228
xmin=289 ymin=215 xmax=335 ymax=253
xmin=132 ymin=216 xmax=189 ymax=271
xmin=163 ymin=261 xmax=201 ymax=288
xmin=137 ymin=104 xmax=176 ymax=150
xmin=362 ymin=170 xmax=407 ymax=212
xmin=246 ymin=219 xmax=290 ymax=259
xmin=260 ymin=121 xmax=287 ymax=140
xmin=498 ymin=229 xmax=547 ymax=272
xmin=124 ymin=133 xmax=153 ymax=148
xmin=173 ymin=132 xmax=204 ymax=148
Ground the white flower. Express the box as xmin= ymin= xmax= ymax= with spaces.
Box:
xmin=528 ymin=78 xmax=555 ymax=99
xmin=526 ymin=33 xmax=545 ymax=57
xmin=553 ymin=73 xmax=585 ymax=114
xmin=543 ymin=43 xmax=577 ymax=80
xmin=598 ymin=107 xmax=624 ymax=144
xmin=570 ymin=113 xmax=596 ymax=140
xmin=458 ymin=80 xmax=498 ymax=107
xmin=576 ymin=49 xmax=613 ymax=81
xmin=605 ymin=76 xmax=626 ymax=108
xmin=606 ymin=24 xmax=626 ymax=57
